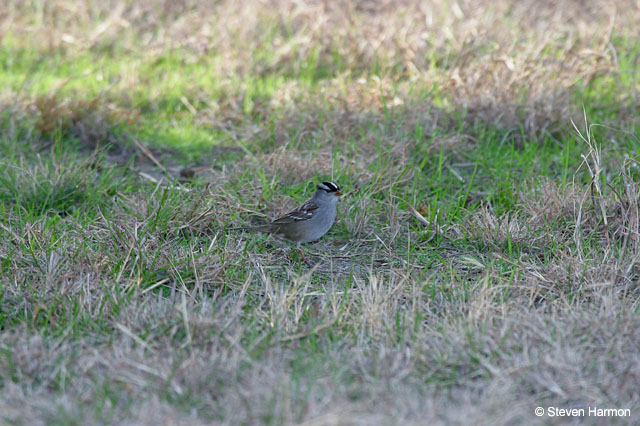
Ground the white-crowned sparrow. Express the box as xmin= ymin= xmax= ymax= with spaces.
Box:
xmin=230 ymin=181 xmax=343 ymax=261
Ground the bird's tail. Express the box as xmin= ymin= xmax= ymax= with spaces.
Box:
xmin=226 ymin=225 xmax=272 ymax=233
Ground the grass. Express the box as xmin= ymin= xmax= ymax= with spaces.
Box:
xmin=1 ymin=0 xmax=640 ymax=424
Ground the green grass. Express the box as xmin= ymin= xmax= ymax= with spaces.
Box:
xmin=1 ymin=1 xmax=640 ymax=424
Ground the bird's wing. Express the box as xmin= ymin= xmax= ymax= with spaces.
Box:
xmin=270 ymin=199 xmax=319 ymax=225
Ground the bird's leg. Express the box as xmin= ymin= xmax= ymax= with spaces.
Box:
xmin=297 ymin=247 xmax=307 ymax=263
xmin=296 ymin=244 xmax=312 ymax=265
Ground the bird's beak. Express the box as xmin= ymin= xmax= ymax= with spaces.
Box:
xmin=335 ymin=191 xmax=343 ymax=197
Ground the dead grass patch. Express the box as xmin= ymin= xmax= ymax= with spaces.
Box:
xmin=4 ymin=0 xmax=637 ymax=144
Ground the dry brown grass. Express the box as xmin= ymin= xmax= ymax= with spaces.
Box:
xmin=2 ymin=161 xmax=638 ymax=423
xmin=4 ymin=0 xmax=638 ymax=144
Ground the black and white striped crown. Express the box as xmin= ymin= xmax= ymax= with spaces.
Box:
xmin=318 ymin=181 xmax=340 ymax=193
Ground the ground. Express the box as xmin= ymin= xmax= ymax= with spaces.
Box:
xmin=1 ymin=1 xmax=639 ymax=425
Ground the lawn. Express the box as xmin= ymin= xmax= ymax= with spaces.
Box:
xmin=1 ymin=1 xmax=639 ymax=424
